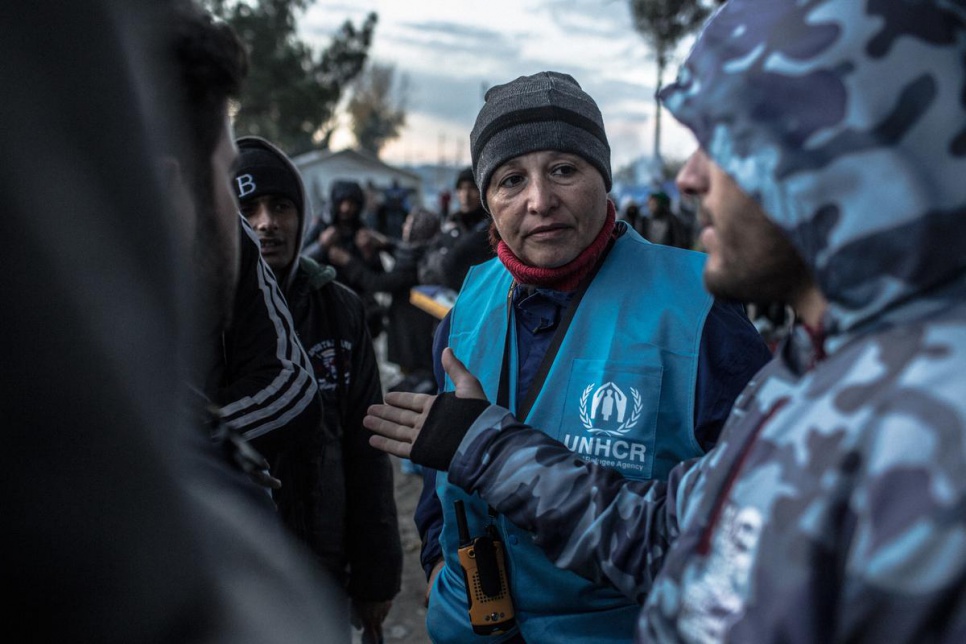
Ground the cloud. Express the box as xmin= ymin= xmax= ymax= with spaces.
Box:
xmin=398 ymin=70 xmax=489 ymax=124
xmin=385 ymin=21 xmax=522 ymax=59
xmin=398 ymin=20 xmax=508 ymax=43
xmin=536 ymin=0 xmax=635 ymax=39
xmin=298 ymin=0 xmax=697 ymax=168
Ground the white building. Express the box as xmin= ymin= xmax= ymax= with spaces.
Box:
xmin=292 ymin=147 xmax=423 ymax=220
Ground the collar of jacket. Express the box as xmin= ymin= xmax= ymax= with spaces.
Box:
xmin=297 ymin=256 xmax=337 ymax=290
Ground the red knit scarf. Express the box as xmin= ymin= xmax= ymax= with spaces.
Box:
xmin=496 ymin=201 xmax=617 ymax=292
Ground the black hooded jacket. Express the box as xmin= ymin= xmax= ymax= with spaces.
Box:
xmin=235 ymin=136 xmax=402 ymax=603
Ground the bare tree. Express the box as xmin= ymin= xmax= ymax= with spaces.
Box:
xmin=629 ymin=0 xmax=715 ymax=161
xmin=346 ymin=63 xmax=409 ymax=157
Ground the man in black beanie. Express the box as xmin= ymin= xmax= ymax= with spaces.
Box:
xmin=231 ymin=145 xmax=304 ymax=279
xmin=405 ymin=71 xmax=771 ymax=643
xmin=234 ymin=136 xmax=403 ymax=644
xmin=417 ymin=166 xmax=495 ymax=292
xmin=643 ymin=190 xmax=690 ymax=249
xmin=450 ymin=167 xmax=484 ymax=231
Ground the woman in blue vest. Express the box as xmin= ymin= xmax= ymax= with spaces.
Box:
xmin=412 ymin=71 xmax=772 ymax=643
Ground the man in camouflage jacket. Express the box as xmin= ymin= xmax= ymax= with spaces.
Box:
xmin=366 ymin=0 xmax=966 ymax=641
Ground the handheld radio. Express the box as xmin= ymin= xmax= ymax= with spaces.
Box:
xmin=454 ymin=500 xmax=515 ymax=635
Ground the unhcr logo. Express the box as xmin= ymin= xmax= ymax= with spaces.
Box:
xmin=579 ymin=382 xmax=643 ymax=437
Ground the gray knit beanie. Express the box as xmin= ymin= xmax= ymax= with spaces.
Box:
xmin=470 ymin=71 xmax=612 ymax=211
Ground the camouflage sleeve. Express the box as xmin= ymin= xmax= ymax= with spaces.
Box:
xmin=448 ymin=405 xmax=701 ymax=602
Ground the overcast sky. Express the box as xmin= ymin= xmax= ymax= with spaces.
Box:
xmin=300 ymin=0 xmax=702 ymax=170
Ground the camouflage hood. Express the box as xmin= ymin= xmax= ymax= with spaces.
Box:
xmin=661 ymin=0 xmax=966 ymax=342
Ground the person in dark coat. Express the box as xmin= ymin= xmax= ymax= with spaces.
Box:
xmin=305 ymin=179 xmax=388 ymax=338
xmin=234 ymin=136 xmax=403 ymax=643
xmin=329 ymin=207 xmax=441 ymax=388
xmin=642 ymin=191 xmax=690 ymax=248
xmin=418 ymin=167 xmax=495 ymax=292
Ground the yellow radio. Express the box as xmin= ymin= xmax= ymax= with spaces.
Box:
xmin=454 ymin=500 xmax=516 ymax=635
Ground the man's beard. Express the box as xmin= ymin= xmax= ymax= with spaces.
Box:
xmin=703 ymin=217 xmax=814 ymax=306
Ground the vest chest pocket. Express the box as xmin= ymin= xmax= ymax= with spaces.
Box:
xmin=533 ymin=359 xmax=664 ymax=481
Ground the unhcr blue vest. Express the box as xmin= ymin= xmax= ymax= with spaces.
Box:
xmin=428 ymin=229 xmax=713 ymax=643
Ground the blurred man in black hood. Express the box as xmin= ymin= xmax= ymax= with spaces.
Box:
xmin=3 ymin=1 xmax=343 ymax=639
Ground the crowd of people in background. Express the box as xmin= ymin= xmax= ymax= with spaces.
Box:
xmin=7 ymin=1 xmax=964 ymax=643
xmin=294 ymin=167 xmax=793 ymax=381
xmin=295 ymin=166 xmax=718 ymax=386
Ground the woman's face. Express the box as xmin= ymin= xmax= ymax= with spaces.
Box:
xmin=486 ymin=150 xmax=608 ymax=268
